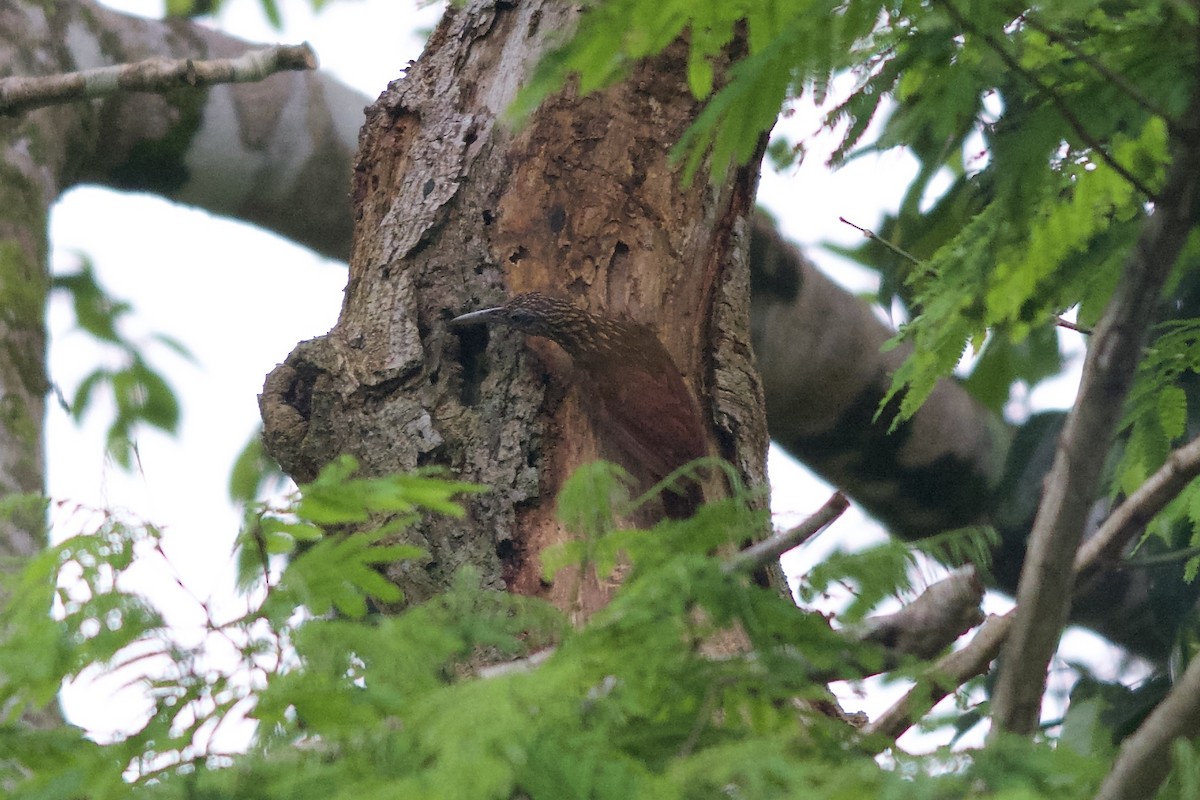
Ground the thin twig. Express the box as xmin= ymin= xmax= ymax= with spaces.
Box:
xmin=1055 ymin=316 xmax=1092 ymax=335
xmin=936 ymin=0 xmax=1158 ymax=200
xmin=1122 ymin=544 xmax=1200 ymax=568
xmin=838 ymin=216 xmax=921 ymax=265
xmin=249 ymin=514 xmax=275 ymax=591
xmin=724 ymin=492 xmax=849 ymax=575
xmin=0 ymin=43 xmax=318 ymax=116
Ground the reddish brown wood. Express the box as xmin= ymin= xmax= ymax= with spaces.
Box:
xmin=452 ymin=292 xmax=706 ymax=518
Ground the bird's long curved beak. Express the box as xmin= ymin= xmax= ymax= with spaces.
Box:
xmin=449 ymin=307 xmax=505 ymax=327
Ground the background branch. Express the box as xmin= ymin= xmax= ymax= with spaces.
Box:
xmin=0 ymin=43 xmax=318 ymax=116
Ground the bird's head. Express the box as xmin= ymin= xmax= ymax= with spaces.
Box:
xmin=451 ymin=292 xmax=593 ymax=346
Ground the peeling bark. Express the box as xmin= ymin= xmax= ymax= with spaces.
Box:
xmin=260 ymin=0 xmax=769 ymax=616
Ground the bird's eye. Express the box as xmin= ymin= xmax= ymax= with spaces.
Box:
xmin=508 ymin=309 xmax=537 ymax=328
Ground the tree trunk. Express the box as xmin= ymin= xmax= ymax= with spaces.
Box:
xmin=0 ymin=0 xmax=361 ymax=566
xmin=260 ymin=0 xmax=769 ymax=616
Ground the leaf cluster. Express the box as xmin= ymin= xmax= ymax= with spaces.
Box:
xmin=0 ymin=459 xmax=490 ymax=797
xmin=511 ymin=0 xmax=889 ymax=183
xmin=1110 ymin=316 xmax=1200 ymax=581
xmin=825 ymin=2 xmax=1192 ymax=422
xmin=0 ymin=460 xmax=1148 ymax=799
xmin=53 ymin=258 xmax=193 ymax=469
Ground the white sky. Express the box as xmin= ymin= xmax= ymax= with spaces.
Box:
xmin=45 ymin=0 xmax=1125 ymax=753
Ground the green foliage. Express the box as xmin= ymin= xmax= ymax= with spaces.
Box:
xmin=1162 ymin=738 xmax=1200 ymax=800
xmin=1 ymin=459 xmax=1114 ymax=799
xmin=512 ymin=0 xmax=888 ymax=182
xmin=235 ymin=455 xmax=483 ymax=608
xmin=835 ymin=3 xmax=1189 ymax=421
xmin=228 ymin=430 xmax=289 ymax=505
xmin=53 ymin=258 xmax=193 ymax=469
xmin=26 ymin=0 xmax=1200 ymax=793
xmin=1104 ymin=319 xmax=1200 ymax=572
xmin=294 ymin=454 xmax=481 ymax=525
xmin=881 ymin=111 xmax=1166 ymax=420
xmin=1119 ymin=321 xmax=1200 ymax=494
xmin=799 ymin=526 xmax=997 ymax=624
xmin=544 ymin=459 xmax=764 ymax=583
xmin=0 ymin=459 xmax=495 ymax=796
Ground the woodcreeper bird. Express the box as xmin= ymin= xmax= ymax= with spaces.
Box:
xmin=451 ymin=292 xmax=707 ymax=518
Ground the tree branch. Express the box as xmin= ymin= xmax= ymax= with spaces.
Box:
xmin=862 ymin=610 xmax=1013 ymax=744
xmin=991 ymin=85 xmax=1200 ymax=735
xmin=1054 ymin=317 xmax=1092 ymax=336
xmin=862 ymin=431 xmax=1200 ymax=744
xmin=748 ymin=217 xmax=1003 ymax=542
xmin=1123 ymin=544 xmax=1200 ymax=568
xmin=857 ymin=568 xmax=984 ymax=661
xmin=724 ymin=492 xmax=849 ymax=575
xmin=1075 ymin=434 xmax=1200 ymax=582
xmin=0 ymin=43 xmax=318 ymax=116
xmin=1093 ymin=650 xmax=1200 ymax=800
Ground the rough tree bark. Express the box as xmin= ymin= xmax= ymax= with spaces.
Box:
xmin=259 ymin=0 xmax=769 ymax=616
xmin=2 ymin=0 xmax=1002 ymax=613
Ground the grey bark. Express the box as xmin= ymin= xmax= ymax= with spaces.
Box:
xmin=749 ymin=216 xmax=1005 ymax=537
